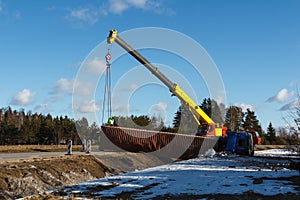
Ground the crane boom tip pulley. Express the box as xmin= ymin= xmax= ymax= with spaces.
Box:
xmin=107 ymin=30 xmax=117 ymax=44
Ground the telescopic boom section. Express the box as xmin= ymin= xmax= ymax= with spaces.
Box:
xmin=107 ymin=30 xmax=174 ymax=90
xmin=107 ymin=30 xmax=215 ymax=135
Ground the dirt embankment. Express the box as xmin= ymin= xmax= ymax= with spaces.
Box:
xmin=0 ymin=144 xmax=170 ymax=200
xmin=0 ymin=155 xmax=119 ymax=199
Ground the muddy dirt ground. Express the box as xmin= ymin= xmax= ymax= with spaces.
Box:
xmin=0 ymin=155 xmax=120 ymax=199
xmin=0 ymin=145 xmax=170 ymax=199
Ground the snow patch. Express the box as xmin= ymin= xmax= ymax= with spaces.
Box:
xmin=56 ymin=152 xmax=299 ymax=199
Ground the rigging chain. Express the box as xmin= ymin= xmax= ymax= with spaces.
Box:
xmin=102 ymin=44 xmax=112 ymax=124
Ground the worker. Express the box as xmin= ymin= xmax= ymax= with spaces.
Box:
xmin=86 ymin=139 xmax=91 ymax=153
xmin=82 ymin=138 xmax=86 ymax=152
xmin=67 ymin=139 xmax=72 ymax=155
xmin=107 ymin=116 xmax=115 ymax=126
xmin=197 ymin=124 xmax=208 ymax=136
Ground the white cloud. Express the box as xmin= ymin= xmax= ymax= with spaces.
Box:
xmin=234 ymin=103 xmax=254 ymax=112
xmin=279 ymin=99 xmax=299 ymax=111
xmin=109 ymin=0 xmax=129 ymax=14
xmin=267 ymin=88 xmax=295 ymax=103
xmin=51 ymin=78 xmax=74 ymax=93
xmin=149 ymin=102 xmax=168 ymax=122
xmin=213 ymin=90 xmax=227 ymax=105
xmin=109 ymin=0 xmax=161 ymax=14
xmin=49 ymin=78 xmax=74 ymax=101
xmin=113 ymin=104 xmax=131 ymax=113
xmin=83 ymin=57 xmax=107 ymax=75
xmin=128 ymin=0 xmax=148 ymax=8
xmin=151 ymin=102 xmax=168 ymax=111
xmin=51 ymin=78 xmax=95 ymax=98
xmin=65 ymin=1 xmax=171 ymax=27
xmin=66 ymin=7 xmax=99 ymax=25
xmin=0 ymin=1 xmax=22 ymax=20
xmin=34 ymin=103 xmax=49 ymax=113
xmin=76 ymin=99 xmax=100 ymax=113
xmin=73 ymin=80 xmax=94 ymax=96
xmin=289 ymin=80 xmax=298 ymax=87
xmin=10 ymin=89 xmax=35 ymax=106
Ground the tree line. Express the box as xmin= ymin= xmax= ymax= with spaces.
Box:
xmin=163 ymin=98 xmax=298 ymax=145
xmin=170 ymin=98 xmax=263 ymax=134
xmin=0 ymin=97 xmax=299 ymax=145
xmin=0 ymin=107 xmax=81 ymax=145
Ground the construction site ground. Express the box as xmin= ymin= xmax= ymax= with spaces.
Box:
xmin=0 ymin=145 xmax=299 ymax=199
xmin=0 ymin=145 xmax=170 ymax=199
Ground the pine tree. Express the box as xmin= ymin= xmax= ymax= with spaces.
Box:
xmin=200 ymin=98 xmax=224 ymax=124
xmin=90 ymin=122 xmax=100 ymax=142
xmin=172 ymin=106 xmax=182 ymax=131
xmin=38 ymin=115 xmax=54 ymax=145
xmin=225 ymin=106 xmax=244 ymax=131
xmin=172 ymin=104 xmax=198 ymax=134
xmin=267 ymin=122 xmax=276 ymax=145
xmin=200 ymin=98 xmax=211 ymax=117
xmin=210 ymin=99 xmax=224 ymax=124
xmin=243 ymin=108 xmax=262 ymax=135
xmin=172 ymin=98 xmax=225 ymax=134
xmin=132 ymin=115 xmax=151 ymax=127
xmin=75 ymin=117 xmax=90 ymax=140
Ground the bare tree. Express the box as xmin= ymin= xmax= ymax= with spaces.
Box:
xmin=282 ymin=86 xmax=300 ymax=144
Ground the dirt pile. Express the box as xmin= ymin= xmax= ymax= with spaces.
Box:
xmin=0 ymin=155 xmax=119 ymax=199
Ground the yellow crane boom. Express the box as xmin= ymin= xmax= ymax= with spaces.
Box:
xmin=107 ymin=29 xmax=221 ymax=136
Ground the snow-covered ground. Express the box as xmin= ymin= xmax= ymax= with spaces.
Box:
xmin=50 ymin=149 xmax=299 ymax=199
xmin=255 ymin=148 xmax=299 ymax=158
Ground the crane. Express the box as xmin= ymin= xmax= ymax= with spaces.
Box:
xmin=107 ymin=30 xmax=224 ymax=136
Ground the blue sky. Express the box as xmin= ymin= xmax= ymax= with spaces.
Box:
xmin=0 ymin=0 xmax=299 ymax=131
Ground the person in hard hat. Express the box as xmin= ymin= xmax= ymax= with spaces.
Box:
xmin=107 ymin=116 xmax=115 ymax=126
xmin=112 ymin=116 xmax=118 ymax=126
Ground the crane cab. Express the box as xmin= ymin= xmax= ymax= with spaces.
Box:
xmin=196 ymin=123 xmax=216 ymax=136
